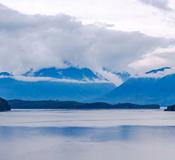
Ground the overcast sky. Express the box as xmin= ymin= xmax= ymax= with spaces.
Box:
xmin=1 ymin=0 xmax=175 ymax=37
xmin=0 ymin=0 xmax=175 ymax=83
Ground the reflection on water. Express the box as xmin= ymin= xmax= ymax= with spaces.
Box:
xmin=0 ymin=110 xmax=175 ymax=160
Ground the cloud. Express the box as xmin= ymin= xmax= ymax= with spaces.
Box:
xmin=139 ymin=0 xmax=172 ymax=11
xmin=129 ymin=46 xmax=175 ymax=76
xmin=0 ymin=3 xmax=174 ymax=81
xmin=8 ymin=75 xmax=109 ymax=84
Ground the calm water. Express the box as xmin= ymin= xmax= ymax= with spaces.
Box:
xmin=0 ymin=109 xmax=175 ymax=160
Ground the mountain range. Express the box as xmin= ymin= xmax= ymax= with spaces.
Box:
xmin=0 ymin=66 xmax=175 ymax=106
xmin=0 ymin=66 xmax=115 ymax=101
xmin=23 ymin=67 xmax=103 ymax=81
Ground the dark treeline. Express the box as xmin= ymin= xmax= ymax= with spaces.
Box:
xmin=165 ymin=105 xmax=175 ymax=111
xmin=8 ymin=100 xmax=160 ymax=110
xmin=0 ymin=98 xmax=11 ymax=112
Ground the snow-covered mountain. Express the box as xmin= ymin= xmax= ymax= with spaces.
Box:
xmin=101 ymin=68 xmax=131 ymax=85
xmin=0 ymin=72 xmax=13 ymax=77
xmin=0 ymin=66 xmax=115 ymax=101
xmin=2 ymin=65 xmax=175 ymax=105
xmin=23 ymin=66 xmax=104 ymax=81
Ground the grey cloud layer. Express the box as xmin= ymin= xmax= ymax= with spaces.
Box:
xmin=0 ymin=4 xmax=173 ymax=74
xmin=140 ymin=0 xmax=172 ymax=11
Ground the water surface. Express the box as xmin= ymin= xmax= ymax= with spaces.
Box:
xmin=0 ymin=109 xmax=175 ymax=160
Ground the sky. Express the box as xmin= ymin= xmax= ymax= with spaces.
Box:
xmin=0 ymin=0 xmax=175 ymax=84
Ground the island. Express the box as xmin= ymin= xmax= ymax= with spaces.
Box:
xmin=0 ymin=97 xmax=11 ymax=112
xmin=8 ymin=100 xmax=160 ymax=110
xmin=165 ymin=105 xmax=175 ymax=111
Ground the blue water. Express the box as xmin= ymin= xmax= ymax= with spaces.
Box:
xmin=0 ymin=109 xmax=175 ymax=160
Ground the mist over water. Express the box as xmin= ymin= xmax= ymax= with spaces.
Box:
xmin=0 ymin=110 xmax=175 ymax=160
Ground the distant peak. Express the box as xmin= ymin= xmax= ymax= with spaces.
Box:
xmin=146 ymin=67 xmax=171 ymax=75
xmin=0 ymin=72 xmax=13 ymax=77
xmin=22 ymin=66 xmax=102 ymax=81
xmin=102 ymin=67 xmax=131 ymax=81
xmin=63 ymin=60 xmax=73 ymax=67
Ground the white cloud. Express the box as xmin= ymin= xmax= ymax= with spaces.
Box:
xmin=129 ymin=46 xmax=175 ymax=75
xmin=0 ymin=0 xmax=175 ymax=38
xmin=9 ymin=76 xmax=110 ymax=84
xmin=0 ymin=3 xmax=174 ymax=84
xmin=139 ymin=0 xmax=172 ymax=11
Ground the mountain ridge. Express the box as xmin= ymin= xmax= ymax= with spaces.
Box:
xmin=0 ymin=77 xmax=115 ymax=101
xmin=9 ymin=99 xmax=160 ymax=110
xmin=101 ymin=73 xmax=175 ymax=106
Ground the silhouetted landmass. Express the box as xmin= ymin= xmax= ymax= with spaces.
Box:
xmin=9 ymin=100 xmax=160 ymax=110
xmin=0 ymin=98 xmax=11 ymax=112
xmin=165 ymin=105 xmax=175 ymax=111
